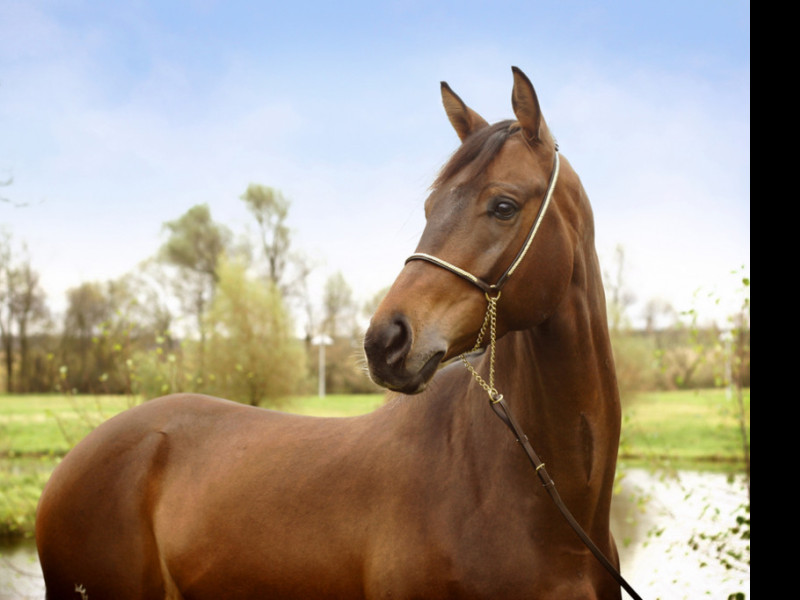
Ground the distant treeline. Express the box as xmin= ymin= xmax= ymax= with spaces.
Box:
xmin=2 ymin=187 xmax=384 ymax=404
xmin=0 ymin=321 xmax=748 ymax=403
xmin=1 ymin=190 xmax=750 ymax=405
xmin=612 ymin=323 xmax=750 ymax=399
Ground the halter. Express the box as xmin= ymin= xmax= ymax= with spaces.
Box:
xmin=403 ymin=146 xmax=644 ymax=600
xmin=406 ymin=150 xmax=560 ymax=296
xmin=406 ymin=148 xmax=560 ymax=401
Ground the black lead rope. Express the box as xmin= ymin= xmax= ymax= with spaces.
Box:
xmin=489 ymin=395 xmax=644 ymax=600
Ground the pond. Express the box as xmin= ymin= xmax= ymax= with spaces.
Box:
xmin=1 ymin=468 xmax=749 ymax=599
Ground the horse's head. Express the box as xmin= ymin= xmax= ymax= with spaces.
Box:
xmin=365 ymin=67 xmax=585 ymax=394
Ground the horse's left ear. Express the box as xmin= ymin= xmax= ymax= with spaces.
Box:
xmin=511 ymin=66 xmax=543 ymax=144
xmin=441 ymin=81 xmax=489 ymax=142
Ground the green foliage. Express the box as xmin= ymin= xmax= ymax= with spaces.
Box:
xmin=58 ymin=278 xmax=151 ymax=395
xmin=160 ymin=204 xmax=230 ymax=280
xmin=688 ymin=502 xmax=750 ymax=572
xmin=609 ymin=332 xmax=658 ymax=401
xmin=0 ymin=457 xmax=52 ymax=538
xmin=0 ymin=394 xmax=132 ymax=538
xmin=128 ymin=335 xmax=188 ymax=400
xmin=204 ymin=258 xmax=306 ymax=406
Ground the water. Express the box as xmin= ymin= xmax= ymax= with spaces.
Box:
xmin=0 ymin=539 xmax=43 ymax=600
xmin=1 ymin=469 xmax=749 ymax=599
xmin=614 ymin=469 xmax=750 ymax=599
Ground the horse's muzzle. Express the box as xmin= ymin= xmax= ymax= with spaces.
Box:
xmin=363 ymin=313 xmax=446 ymax=394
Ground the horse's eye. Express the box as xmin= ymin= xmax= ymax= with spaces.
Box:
xmin=490 ymin=198 xmax=519 ymax=221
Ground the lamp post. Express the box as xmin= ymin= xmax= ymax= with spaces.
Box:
xmin=312 ymin=334 xmax=334 ymax=398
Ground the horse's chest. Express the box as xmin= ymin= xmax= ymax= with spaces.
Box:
xmin=362 ymin=506 xmax=609 ymax=600
xmin=362 ymin=518 xmax=543 ymax=599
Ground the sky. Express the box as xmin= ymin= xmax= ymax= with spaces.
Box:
xmin=1 ymin=0 xmax=750 ymax=332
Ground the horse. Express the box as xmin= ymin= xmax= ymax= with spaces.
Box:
xmin=36 ymin=66 xmax=623 ymax=599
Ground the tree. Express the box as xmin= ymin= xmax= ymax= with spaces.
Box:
xmin=602 ymin=245 xmax=650 ymax=397
xmin=205 ymin=258 xmax=304 ymax=406
xmin=62 ymin=282 xmax=110 ymax=391
xmin=363 ymin=286 xmax=389 ymax=323
xmin=313 ymin=271 xmax=380 ymax=394
xmin=161 ymin=204 xmax=229 ymax=282
xmin=240 ymin=184 xmax=317 ymax=331
xmin=0 ymin=232 xmax=49 ymax=392
xmin=604 ymin=244 xmax=636 ymax=333
xmin=131 ymin=258 xmax=176 ymax=347
xmin=10 ymin=256 xmax=49 ymax=392
xmin=160 ymin=204 xmax=230 ymax=372
xmin=0 ymin=231 xmax=17 ymax=391
xmin=322 ymin=271 xmax=356 ymax=338
xmin=241 ymin=185 xmax=291 ymax=288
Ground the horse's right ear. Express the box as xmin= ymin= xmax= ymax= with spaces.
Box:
xmin=511 ymin=66 xmax=543 ymax=144
xmin=441 ymin=82 xmax=489 ymax=142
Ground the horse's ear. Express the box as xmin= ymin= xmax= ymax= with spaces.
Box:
xmin=511 ymin=66 xmax=543 ymax=144
xmin=441 ymin=81 xmax=489 ymax=142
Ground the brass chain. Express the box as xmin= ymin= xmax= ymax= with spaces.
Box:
xmin=460 ymin=292 xmax=503 ymax=403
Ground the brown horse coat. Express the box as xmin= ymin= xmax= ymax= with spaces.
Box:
xmin=36 ymin=67 xmax=623 ymax=599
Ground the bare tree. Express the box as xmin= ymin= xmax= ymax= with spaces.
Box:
xmin=62 ymin=282 xmax=110 ymax=391
xmin=0 ymin=231 xmax=17 ymax=391
xmin=322 ymin=271 xmax=356 ymax=339
xmin=604 ymin=244 xmax=636 ymax=333
xmin=132 ymin=258 xmax=177 ymax=346
xmin=240 ymin=184 xmax=318 ymax=337
xmin=11 ymin=255 xmax=49 ymax=391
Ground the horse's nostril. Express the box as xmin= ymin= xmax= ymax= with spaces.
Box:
xmin=384 ymin=315 xmax=412 ymax=367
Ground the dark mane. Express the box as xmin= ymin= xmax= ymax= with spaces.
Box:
xmin=433 ymin=119 xmax=519 ymax=189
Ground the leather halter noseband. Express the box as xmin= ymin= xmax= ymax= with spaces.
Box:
xmin=405 ymin=150 xmax=560 ymax=295
xmin=402 ymin=146 xmax=645 ymax=600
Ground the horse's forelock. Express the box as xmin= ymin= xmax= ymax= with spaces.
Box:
xmin=432 ymin=120 xmax=517 ymax=191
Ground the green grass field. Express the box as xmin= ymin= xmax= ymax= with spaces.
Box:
xmin=620 ymin=388 xmax=750 ymax=468
xmin=1 ymin=389 xmax=749 ymax=539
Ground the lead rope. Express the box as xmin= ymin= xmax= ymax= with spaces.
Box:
xmin=459 ymin=294 xmax=645 ymax=600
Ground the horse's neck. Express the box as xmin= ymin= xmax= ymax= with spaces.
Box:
xmin=489 ymin=258 xmax=621 ymax=526
xmin=505 ymin=305 xmax=620 ymax=465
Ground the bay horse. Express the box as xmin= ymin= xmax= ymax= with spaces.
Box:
xmin=36 ymin=67 xmax=623 ymax=599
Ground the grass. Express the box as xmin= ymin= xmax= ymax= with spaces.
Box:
xmin=0 ymin=394 xmax=387 ymax=455
xmin=280 ymin=394 xmax=386 ymax=417
xmin=0 ymin=389 xmax=749 ymax=539
xmin=0 ymin=394 xmax=136 ymax=455
xmin=620 ymin=388 xmax=750 ymax=469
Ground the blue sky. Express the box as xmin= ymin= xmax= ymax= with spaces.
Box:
xmin=1 ymin=0 xmax=750 ymax=329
